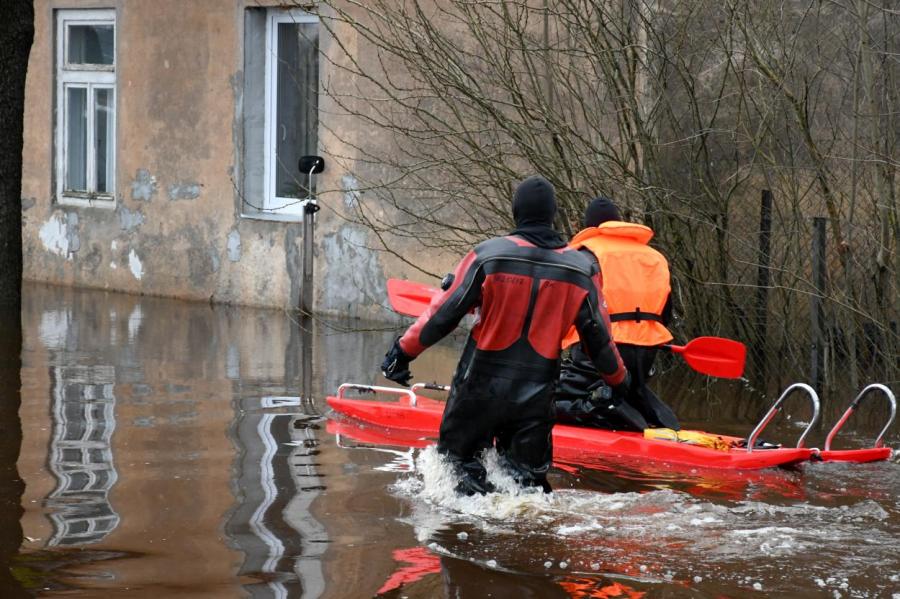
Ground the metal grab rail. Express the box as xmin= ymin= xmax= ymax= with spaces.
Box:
xmin=745 ymin=383 xmax=821 ymax=453
xmin=411 ymin=382 xmax=451 ymax=394
xmin=336 ymin=382 xmax=450 ymax=408
xmin=337 ymin=383 xmax=416 ymax=405
xmin=824 ymin=384 xmax=896 ymax=451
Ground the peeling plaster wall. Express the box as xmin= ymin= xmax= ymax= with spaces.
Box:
xmin=20 ymin=0 xmax=458 ymax=318
xmin=319 ymin=224 xmax=388 ymax=317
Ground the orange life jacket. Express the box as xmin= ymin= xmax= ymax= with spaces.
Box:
xmin=562 ymin=221 xmax=673 ymax=347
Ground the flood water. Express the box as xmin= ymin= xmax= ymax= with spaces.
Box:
xmin=1 ymin=283 xmax=898 ymax=598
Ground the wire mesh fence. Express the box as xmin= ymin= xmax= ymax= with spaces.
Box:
xmin=661 ymin=187 xmax=897 ymax=394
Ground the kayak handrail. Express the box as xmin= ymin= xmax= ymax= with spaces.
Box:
xmin=337 ymin=383 xmax=417 ymax=406
xmin=411 ymin=382 xmax=451 ymax=394
xmin=745 ymin=383 xmax=820 ymax=453
xmin=824 ymin=384 xmax=896 ymax=451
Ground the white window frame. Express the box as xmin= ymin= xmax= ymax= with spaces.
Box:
xmin=55 ymin=9 xmax=117 ymax=208
xmin=262 ymin=9 xmax=319 ymax=219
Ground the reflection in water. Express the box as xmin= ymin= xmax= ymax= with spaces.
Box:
xmin=17 ymin=285 xmax=343 ymax=597
xmin=226 ymin=409 xmax=327 ymax=599
xmin=19 ymin=284 xmax=896 ymax=597
xmin=438 ymin=554 xmax=570 ymax=598
xmin=378 ymin=547 xmax=441 ymax=594
xmin=47 ymin=365 xmax=119 ymax=546
xmin=0 ymin=305 xmax=26 ymax=597
xmin=226 ymin=317 xmax=326 ymax=599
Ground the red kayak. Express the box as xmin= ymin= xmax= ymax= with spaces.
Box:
xmin=326 ymin=383 xmax=819 ymax=470
xmin=328 ymin=382 xmax=896 ymax=469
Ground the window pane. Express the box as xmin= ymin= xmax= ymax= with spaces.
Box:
xmin=275 ymin=22 xmax=318 ymax=199
xmin=66 ymin=87 xmax=88 ymax=192
xmin=94 ymin=88 xmax=113 ymax=193
xmin=68 ymin=24 xmax=114 ymax=65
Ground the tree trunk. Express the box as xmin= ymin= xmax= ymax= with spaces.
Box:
xmin=0 ymin=2 xmax=33 ymax=596
xmin=0 ymin=0 xmax=34 ymax=311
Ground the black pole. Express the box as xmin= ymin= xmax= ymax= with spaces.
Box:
xmin=755 ymin=190 xmax=773 ymax=380
xmin=301 ymin=202 xmax=317 ymax=316
xmin=297 ymin=156 xmax=324 ymax=316
xmin=811 ymin=217 xmax=827 ymax=390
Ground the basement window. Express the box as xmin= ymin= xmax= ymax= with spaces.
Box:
xmin=242 ymin=8 xmax=319 ymax=221
xmin=55 ymin=9 xmax=117 ymax=207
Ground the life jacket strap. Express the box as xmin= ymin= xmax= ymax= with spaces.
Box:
xmin=609 ymin=309 xmax=664 ymax=324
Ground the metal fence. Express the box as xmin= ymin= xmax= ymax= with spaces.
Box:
xmin=661 ymin=188 xmax=897 ymax=395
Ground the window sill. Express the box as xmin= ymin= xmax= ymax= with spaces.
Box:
xmin=240 ymin=211 xmax=305 ymax=223
xmin=57 ymin=195 xmax=116 ymax=209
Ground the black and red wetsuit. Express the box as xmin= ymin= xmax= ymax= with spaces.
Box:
xmin=397 ymin=234 xmax=627 ymax=491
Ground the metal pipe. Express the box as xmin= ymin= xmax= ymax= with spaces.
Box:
xmin=745 ymin=383 xmax=821 ymax=452
xmin=337 ymin=383 xmax=416 ymax=405
xmin=824 ymin=383 xmax=896 ymax=450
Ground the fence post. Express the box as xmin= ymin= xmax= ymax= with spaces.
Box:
xmin=755 ymin=190 xmax=773 ymax=380
xmin=811 ymin=217 xmax=827 ymax=391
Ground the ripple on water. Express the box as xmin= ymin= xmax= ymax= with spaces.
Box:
xmin=389 ymin=446 xmax=900 ymax=596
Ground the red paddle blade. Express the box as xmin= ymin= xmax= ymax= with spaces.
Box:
xmin=386 ymin=279 xmax=439 ymax=317
xmin=669 ymin=336 xmax=747 ymax=379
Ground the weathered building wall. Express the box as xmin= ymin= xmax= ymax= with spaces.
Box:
xmin=20 ymin=0 xmax=458 ymax=318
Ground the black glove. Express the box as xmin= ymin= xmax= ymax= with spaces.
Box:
xmin=586 ymin=378 xmax=613 ymax=405
xmin=381 ymin=337 xmax=413 ymax=386
xmin=585 ymin=371 xmax=648 ymax=431
xmin=587 ymin=371 xmax=631 ymax=404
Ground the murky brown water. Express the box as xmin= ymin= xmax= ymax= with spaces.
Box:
xmin=1 ymin=283 xmax=898 ymax=598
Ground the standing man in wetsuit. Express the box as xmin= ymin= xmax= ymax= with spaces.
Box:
xmin=555 ymin=196 xmax=679 ymax=431
xmin=380 ymin=176 xmax=629 ymax=495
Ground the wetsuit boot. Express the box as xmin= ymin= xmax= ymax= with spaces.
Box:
xmin=454 ymin=460 xmax=495 ymax=496
xmin=495 ymin=446 xmax=553 ymax=493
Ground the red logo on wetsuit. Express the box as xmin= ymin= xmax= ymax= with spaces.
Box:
xmin=492 ymin=274 xmax=528 ymax=285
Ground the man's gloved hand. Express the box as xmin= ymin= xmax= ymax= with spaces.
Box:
xmin=587 ymin=371 xmax=632 ymax=406
xmin=586 ymin=378 xmax=613 ymax=405
xmin=586 ymin=371 xmax=648 ymax=431
xmin=381 ymin=337 xmax=413 ymax=386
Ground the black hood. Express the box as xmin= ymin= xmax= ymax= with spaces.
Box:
xmin=583 ymin=196 xmax=621 ymax=228
xmin=510 ymin=176 xmax=566 ymax=249
xmin=513 ymin=175 xmax=557 ymax=227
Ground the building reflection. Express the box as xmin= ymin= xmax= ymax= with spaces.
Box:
xmin=19 ymin=285 xmax=336 ymax=593
xmin=225 ymin=318 xmax=326 ymax=599
xmin=46 ymin=363 xmax=120 ymax=546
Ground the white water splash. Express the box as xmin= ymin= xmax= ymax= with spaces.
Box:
xmin=387 ymin=445 xmax=898 ymax=592
xmin=394 ymin=446 xmax=585 ymax=521
xmin=375 ymin=440 xmax=900 ymax=597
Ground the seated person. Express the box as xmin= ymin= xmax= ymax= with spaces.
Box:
xmin=555 ymin=196 xmax=679 ymax=432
